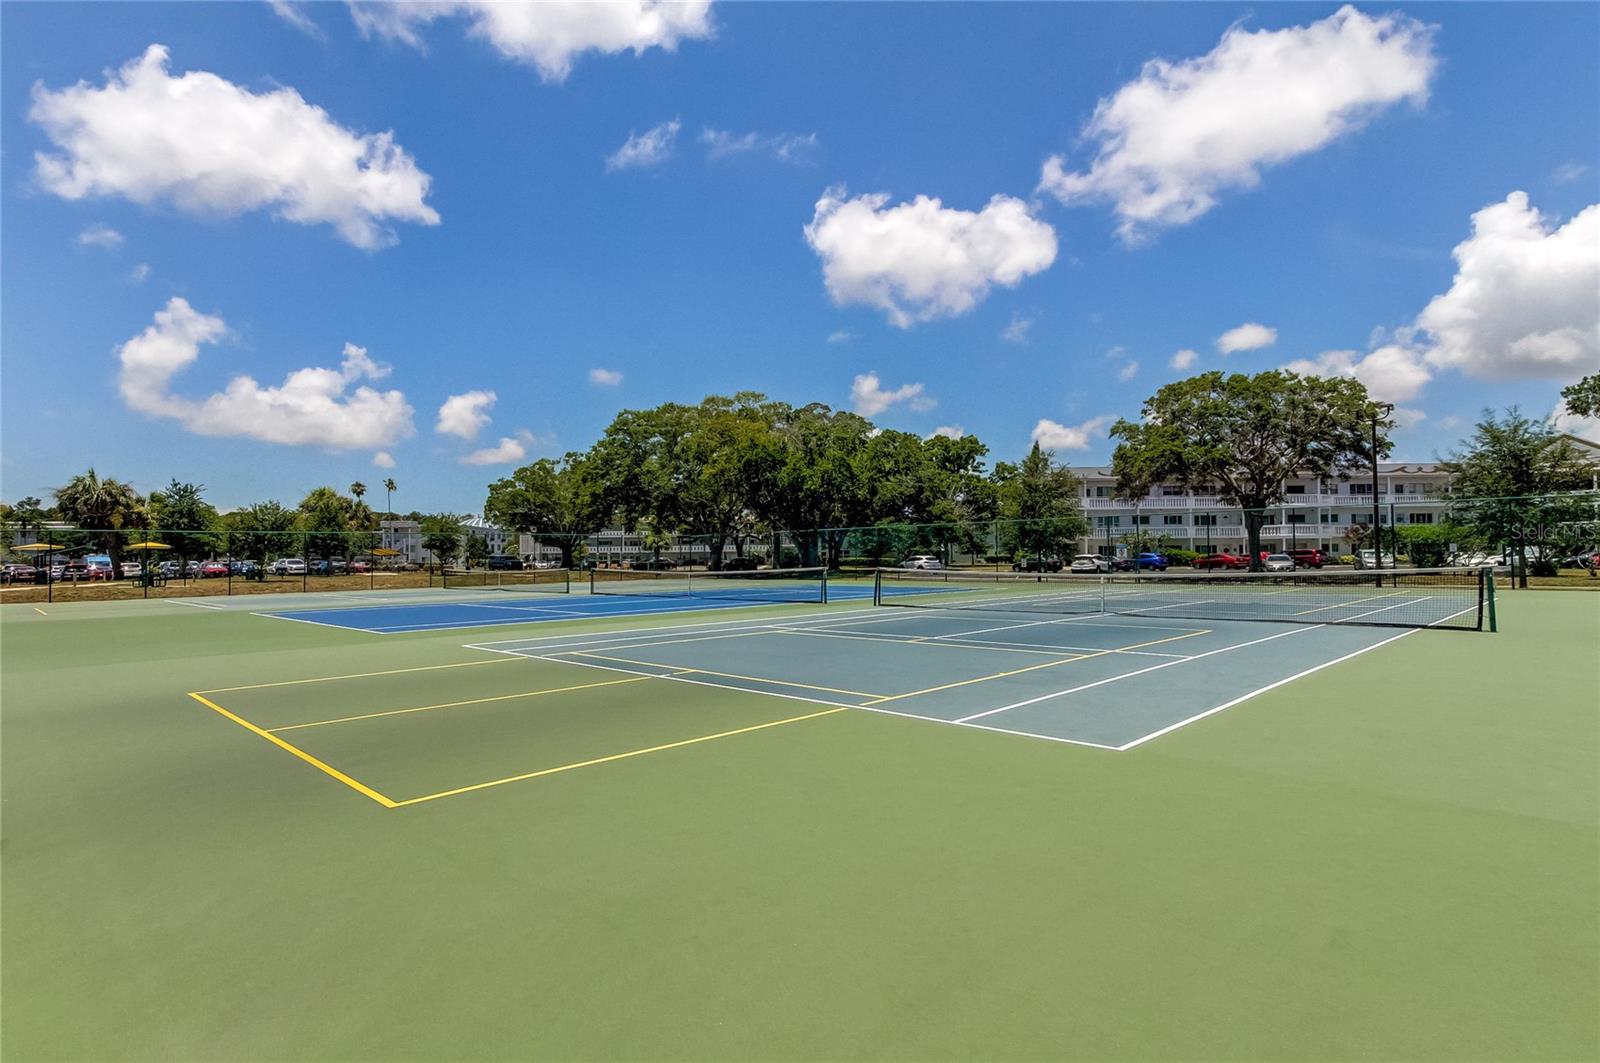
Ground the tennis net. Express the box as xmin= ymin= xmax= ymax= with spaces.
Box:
xmin=591 ymin=566 xmax=828 ymax=605
xmin=873 ymin=566 xmax=1491 ymax=630
xmin=442 ymin=568 xmax=571 ymax=593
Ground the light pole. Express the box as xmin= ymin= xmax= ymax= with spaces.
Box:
xmin=1371 ymin=402 xmax=1394 ymax=573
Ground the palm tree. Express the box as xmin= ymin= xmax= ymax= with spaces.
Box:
xmin=350 ymin=482 xmax=367 ymax=504
xmin=382 ymin=478 xmax=397 ymax=519
xmin=54 ymin=468 xmax=146 ymax=566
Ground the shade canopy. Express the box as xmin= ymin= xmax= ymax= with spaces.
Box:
xmin=13 ymin=543 xmax=62 ymax=553
xmin=369 ymin=548 xmax=402 ymax=557
xmin=126 ymin=541 xmax=173 ymax=550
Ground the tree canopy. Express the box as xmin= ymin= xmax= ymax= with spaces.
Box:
xmin=483 ymin=453 xmax=608 ymax=568
xmin=1110 ymin=371 xmax=1383 ymax=569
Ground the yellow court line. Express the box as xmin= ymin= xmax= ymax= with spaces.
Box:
xmin=196 ymin=655 xmax=523 ymax=694
xmin=1291 ymin=591 xmax=1406 ymax=616
xmin=188 ymin=693 xmax=397 ymax=808
xmin=860 ymin=627 xmax=1211 ymax=706
xmin=390 ymin=706 xmax=849 ymax=808
xmin=267 ymin=673 xmax=673 ymax=733
xmin=566 ymin=650 xmax=891 ymax=700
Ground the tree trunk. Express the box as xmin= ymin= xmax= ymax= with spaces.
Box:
xmin=560 ymin=541 xmax=575 ymax=569
xmin=1243 ymin=510 xmax=1267 ymax=572
xmin=708 ymin=538 xmax=726 ymax=571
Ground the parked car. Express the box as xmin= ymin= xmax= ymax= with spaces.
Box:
xmin=200 ymin=561 xmax=230 ymax=578
xmin=48 ymin=562 xmax=66 ymax=581
xmin=900 ymin=555 xmax=943 ymax=570
xmin=2 ymin=563 xmax=39 ymax=583
xmin=1353 ymin=550 xmax=1398 ymax=570
xmin=348 ymin=560 xmax=372 ymax=573
xmin=1193 ymin=552 xmax=1249 ymax=570
xmin=720 ymin=557 xmax=760 ymax=571
xmin=83 ymin=555 xmax=118 ymax=580
xmin=1011 ymin=557 xmax=1063 ymax=573
xmin=632 ymin=557 xmax=677 ymax=571
xmin=59 ymin=562 xmax=91 ymax=581
xmin=1287 ymin=548 xmax=1326 ymax=568
xmin=269 ymin=557 xmax=308 ymax=575
xmin=1134 ymin=551 xmax=1169 ymax=571
xmin=118 ymin=561 xmax=143 ymax=580
xmin=486 ymin=555 xmax=522 ymax=571
xmin=1070 ymin=554 xmax=1111 ymax=574
xmin=1262 ymin=553 xmax=1296 ymax=572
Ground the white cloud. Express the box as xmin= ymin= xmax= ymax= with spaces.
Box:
xmin=1031 ymin=415 xmax=1117 ymax=452
xmin=461 ymin=431 xmax=534 ymax=466
xmin=1216 ymin=322 xmax=1277 ymax=353
xmin=77 ymin=224 xmax=123 ymax=248
xmin=805 ymin=188 xmax=1058 ymax=327
xmin=1416 ymin=192 xmax=1599 ymax=381
xmin=826 ymin=330 xmax=854 ymax=345
xmin=1170 ymin=348 xmax=1198 ymax=370
xmin=30 ymin=46 xmax=438 ymax=250
xmin=929 ymin=425 xmax=965 ymax=440
xmin=435 ymin=390 xmax=497 ymax=439
xmin=1554 ymin=162 xmax=1591 ymax=185
xmin=1282 ymin=344 xmax=1432 ymax=403
xmin=1391 ymin=407 xmax=1427 ymax=428
xmin=605 ymin=118 xmax=680 ymax=172
xmin=269 ymin=1 xmax=324 ymax=38
xmin=1551 ymin=400 xmax=1600 ymax=443
xmin=372 ymin=450 xmax=396 ymax=469
xmin=851 ymin=372 xmax=935 ymax=417
xmin=700 ymin=128 xmax=818 ymax=162
xmin=129 ymin=263 xmax=151 ymax=283
xmin=1117 ymin=360 xmax=1140 ymax=382
xmin=1437 ymin=414 xmax=1463 ymax=430
xmin=116 ymin=298 xmax=415 ymax=449
xmin=1039 ymin=6 xmax=1435 ymax=242
xmin=588 ymin=367 xmax=623 ymax=386
xmin=1000 ymin=314 xmax=1034 ymax=344
xmin=350 ymin=0 xmax=714 ymax=83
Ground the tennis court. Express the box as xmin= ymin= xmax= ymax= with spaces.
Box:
xmin=191 ymin=567 xmax=1494 ymax=807
xmin=3 ymin=570 xmax=1594 ymax=1061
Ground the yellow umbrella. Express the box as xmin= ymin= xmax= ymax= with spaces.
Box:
xmin=13 ymin=543 xmax=62 ymax=553
xmin=126 ymin=541 xmax=173 ymax=550
xmin=369 ymin=547 xmax=401 ymax=557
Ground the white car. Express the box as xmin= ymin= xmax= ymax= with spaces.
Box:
xmin=118 ymin=561 xmax=143 ymax=580
xmin=1263 ymin=553 xmax=1295 ymax=572
xmin=900 ymin=555 xmax=943 ymax=570
xmin=1070 ymin=554 xmax=1110 ymax=574
xmin=1354 ymin=550 xmax=1397 ymax=570
xmin=269 ymin=557 xmax=308 ymax=575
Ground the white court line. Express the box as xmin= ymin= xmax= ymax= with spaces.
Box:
xmin=776 ymin=625 xmax=1194 ymax=660
xmin=251 ymin=610 xmax=374 ymax=631
xmin=952 ymin=625 xmax=1318 ymax=724
xmin=172 ymin=599 xmax=227 ymax=610
xmin=850 ymin=702 xmax=1123 ymax=752
xmin=1115 ymin=629 xmax=1418 ymax=751
xmin=516 ymin=650 xmax=860 ymax=712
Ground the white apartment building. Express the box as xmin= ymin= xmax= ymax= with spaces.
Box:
xmin=1069 ymin=462 xmax=1457 ymax=556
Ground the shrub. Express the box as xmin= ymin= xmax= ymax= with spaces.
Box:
xmin=1530 ymin=557 xmax=1559 ymax=577
xmin=1164 ymin=548 xmax=1201 ymax=566
xmin=1338 ymin=554 xmax=1356 ymax=565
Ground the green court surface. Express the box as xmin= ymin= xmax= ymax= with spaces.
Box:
xmin=2 ymin=590 xmax=1596 ymax=1060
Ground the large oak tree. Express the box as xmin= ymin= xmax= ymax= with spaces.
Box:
xmin=1110 ymin=371 xmax=1383 ymax=570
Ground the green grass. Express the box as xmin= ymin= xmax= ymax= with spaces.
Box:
xmin=2 ymin=592 xmax=1595 ymax=1060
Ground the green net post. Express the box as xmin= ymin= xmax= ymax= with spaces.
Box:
xmin=820 ymin=570 xmax=828 ymax=605
xmin=872 ymin=570 xmax=882 ymax=606
xmin=1485 ymin=568 xmax=1497 ymax=633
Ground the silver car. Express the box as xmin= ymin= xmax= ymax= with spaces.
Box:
xmin=1070 ymin=554 xmax=1110 ymax=573
xmin=1263 ymin=553 xmax=1295 ymax=572
xmin=900 ymin=555 xmax=943 ymax=570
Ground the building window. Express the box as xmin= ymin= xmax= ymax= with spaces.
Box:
xmin=1161 ymin=485 xmax=1184 ymax=496
xmin=1409 ymin=512 xmax=1433 ymax=524
xmin=1287 ymin=514 xmax=1307 ymax=524
xmin=1285 ymin=485 xmax=1306 ymax=495
xmin=1195 ymin=514 xmax=1217 ymax=527
xmin=1095 ymin=515 xmax=1120 ymax=527
xmin=1163 ymin=515 xmax=1184 ymax=525
xmin=1133 ymin=515 xmax=1151 ymax=525
xmin=1349 ymin=483 xmax=1372 ymax=495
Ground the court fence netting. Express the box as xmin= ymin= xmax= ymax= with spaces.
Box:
xmin=591 ymin=566 xmax=829 ymax=605
xmin=873 ymin=566 xmax=1494 ymax=631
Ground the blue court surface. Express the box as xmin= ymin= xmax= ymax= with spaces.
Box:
xmin=259 ymin=582 xmax=892 ymax=634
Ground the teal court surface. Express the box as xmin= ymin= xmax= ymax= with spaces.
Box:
xmin=461 ymin=605 xmax=1427 ymax=753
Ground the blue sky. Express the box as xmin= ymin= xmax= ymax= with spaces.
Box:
xmin=3 ymin=1 xmax=1597 ymax=514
